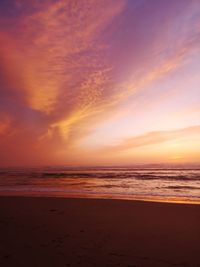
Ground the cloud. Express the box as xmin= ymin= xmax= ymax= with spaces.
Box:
xmin=17 ymin=0 xmax=125 ymax=114
xmin=0 ymin=0 xmax=125 ymax=113
xmin=103 ymin=125 xmax=200 ymax=152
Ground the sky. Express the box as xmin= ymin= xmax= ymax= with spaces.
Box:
xmin=0 ymin=0 xmax=200 ymax=167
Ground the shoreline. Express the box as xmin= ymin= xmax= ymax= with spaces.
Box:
xmin=0 ymin=192 xmax=200 ymax=205
xmin=1 ymin=196 xmax=200 ymax=266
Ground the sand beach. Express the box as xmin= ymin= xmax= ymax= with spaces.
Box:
xmin=0 ymin=196 xmax=200 ymax=267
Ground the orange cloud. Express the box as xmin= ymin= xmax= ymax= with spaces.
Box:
xmin=17 ymin=0 xmax=125 ymax=113
xmin=1 ymin=0 xmax=125 ymax=113
xmin=103 ymin=125 xmax=200 ymax=152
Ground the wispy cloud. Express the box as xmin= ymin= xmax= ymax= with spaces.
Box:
xmin=103 ymin=125 xmax=200 ymax=152
xmin=1 ymin=0 xmax=125 ymax=113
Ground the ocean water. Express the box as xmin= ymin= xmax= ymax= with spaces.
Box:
xmin=0 ymin=166 xmax=200 ymax=203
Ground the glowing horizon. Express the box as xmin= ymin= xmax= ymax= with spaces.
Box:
xmin=0 ymin=0 xmax=200 ymax=167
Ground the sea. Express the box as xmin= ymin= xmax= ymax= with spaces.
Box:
xmin=0 ymin=166 xmax=200 ymax=204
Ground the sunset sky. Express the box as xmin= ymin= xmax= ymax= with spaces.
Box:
xmin=0 ymin=0 xmax=200 ymax=167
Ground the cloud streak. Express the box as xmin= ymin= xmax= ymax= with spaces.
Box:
xmin=103 ymin=125 xmax=200 ymax=152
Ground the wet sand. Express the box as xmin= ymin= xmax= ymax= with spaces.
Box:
xmin=0 ymin=196 xmax=200 ymax=267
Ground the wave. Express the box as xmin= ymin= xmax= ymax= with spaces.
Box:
xmin=0 ymin=169 xmax=200 ymax=181
xmin=166 ymin=186 xmax=200 ymax=190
